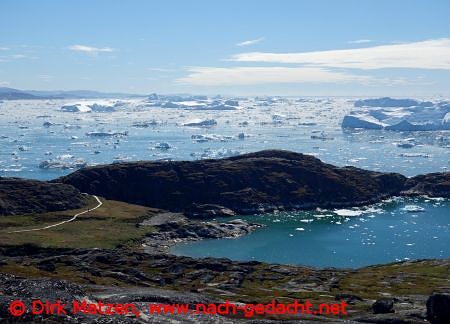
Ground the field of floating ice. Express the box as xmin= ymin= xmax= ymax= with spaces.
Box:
xmin=172 ymin=196 xmax=450 ymax=268
xmin=0 ymin=97 xmax=449 ymax=180
xmin=342 ymin=97 xmax=450 ymax=131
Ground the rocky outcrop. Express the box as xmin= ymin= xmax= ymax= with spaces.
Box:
xmin=56 ymin=150 xmax=408 ymax=216
xmin=427 ymin=294 xmax=450 ymax=324
xmin=0 ymin=177 xmax=85 ymax=216
xmin=372 ymin=298 xmax=395 ymax=314
xmin=402 ymin=173 xmax=450 ymax=198
xmin=142 ymin=216 xmax=263 ymax=254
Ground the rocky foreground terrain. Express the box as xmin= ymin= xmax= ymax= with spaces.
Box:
xmin=1 ymin=244 xmax=449 ymax=323
xmin=57 ymin=150 xmax=449 ymax=217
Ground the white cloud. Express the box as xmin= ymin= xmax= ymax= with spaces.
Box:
xmin=146 ymin=67 xmax=173 ymax=72
xmin=11 ymin=54 xmax=26 ymax=59
xmin=230 ymin=39 xmax=450 ymax=70
xmin=348 ymin=39 xmax=373 ymax=44
xmin=0 ymin=47 xmax=9 ymax=51
xmin=177 ymin=66 xmax=373 ymax=86
xmin=236 ymin=37 xmax=264 ymax=47
xmin=68 ymin=44 xmax=114 ymax=54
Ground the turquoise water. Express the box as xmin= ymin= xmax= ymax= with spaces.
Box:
xmin=171 ymin=197 xmax=450 ymax=268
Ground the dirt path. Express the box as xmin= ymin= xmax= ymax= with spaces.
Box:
xmin=7 ymin=195 xmax=102 ymax=234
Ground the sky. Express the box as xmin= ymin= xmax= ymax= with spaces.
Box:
xmin=1 ymin=0 xmax=450 ymax=96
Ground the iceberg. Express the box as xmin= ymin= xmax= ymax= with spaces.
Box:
xmin=341 ymin=115 xmax=384 ymax=129
xmin=342 ymin=98 xmax=450 ymax=131
xmin=183 ymin=119 xmax=217 ymax=127
xmin=61 ymin=100 xmax=125 ymax=113
xmin=402 ymin=205 xmax=425 ymax=212
xmin=39 ymin=155 xmax=87 ymax=170
xmin=132 ymin=120 xmax=161 ymax=128
xmin=154 ymin=142 xmax=171 ymax=150
xmin=354 ymin=97 xmax=419 ymax=108
xmin=146 ymin=94 xmax=240 ymax=110
xmin=86 ymin=131 xmax=128 ymax=137
xmin=334 ymin=209 xmax=364 ymax=217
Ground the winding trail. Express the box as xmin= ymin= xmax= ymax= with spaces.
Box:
xmin=7 ymin=195 xmax=102 ymax=234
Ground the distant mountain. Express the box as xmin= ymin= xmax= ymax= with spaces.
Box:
xmin=0 ymin=87 xmax=145 ymax=100
xmin=0 ymin=87 xmax=41 ymax=100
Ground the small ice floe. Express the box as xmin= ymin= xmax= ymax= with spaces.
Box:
xmin=238 ymin=132 xmax=249 ymax=139
xmin=154 ymin=142 xmax=171 ymax=150
xmin=299 ymin=219 xmax=314 ymax=223
xmin=71 ymin=136 xmax=78 ymax=140
xmin=113 ymin=155 xmax=132 ymax=163
xmin=64 ymin=124 xmax=81 ymax=129
xmin=18 ymin=145 xmax=30 ymax=151
xmin=396 ymin=142 xmax=415 ymax=149
xmin=132 ymin=120 xmax=161 ymax=128
xmin=43 ymin=121 xmax=56 ymax=127
xmin=191 ymin=134 xmax=233 ymax=143
xmin=39 ymin=155 xmax=87 ymax=169
xmin=399 ymin=153 xmax=431 ymax=158
xmin=406 ymin=243 xmax=415 ymax=246
xmin=191 ymin=148 xmax=241 ymax=159
xmin=183 ymin=119 xmax=217 ymax=127
xmin=86 ymin=131 xmax=128 ymax=137
xmin=310 ymin=131 xmax=334 ymax=140
xmin=271 ymin=114 xmax=285 ymax=124
xmin=295 ymin=227 xmax=305 ymax=231
xmin=289 ymin=234 xmax=294 ymax=237
xmin=402 ymin=205 xmax=425 ymax=212
xmin=334 ymin=209 xmax=364 ymax=217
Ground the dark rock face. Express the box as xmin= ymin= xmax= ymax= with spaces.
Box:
xmin=0 ymin=177 xmax=85 ymax=216
xmin=184 ymin=203 xmax=236 ymax=218
xmin=427 ymin=294 xmax=450 ymax=324
xmin=57 ymin=150 xmax=408 ymax=215
xmin=372 ymin=298 xmax=395 ymax=314
xmin=402 ymin=173 xmax=450 ymax=198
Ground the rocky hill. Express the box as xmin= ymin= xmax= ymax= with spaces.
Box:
xmin=403 ymin=172 xmax=450 ymax=197
xmin=0 ymin=177 xmax=85 ymax=216
xmin=57 ymin=150 xmax=409 ymax=216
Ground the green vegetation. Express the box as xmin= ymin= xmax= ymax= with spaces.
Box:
xmin=0 ymin=196 xmax=159 ymax=249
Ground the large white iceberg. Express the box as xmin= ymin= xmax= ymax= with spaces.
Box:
xmin=61 ymin=100 xmax=125 ymax=113
xmin=342 ymin=98 xmax=450 ymax=131
xmin=146 ymin=94 xmax=240 ymax=110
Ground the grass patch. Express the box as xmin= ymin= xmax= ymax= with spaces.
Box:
xmin=0 ymin=196 xmax=159 ymax=249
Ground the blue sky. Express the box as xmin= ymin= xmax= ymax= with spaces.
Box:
xmin=1 ymin=0 xmax=449 ymax=96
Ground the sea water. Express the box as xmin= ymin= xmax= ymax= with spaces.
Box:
xmin=171 ymin=197 xmax=450 ymax=268
xmin=0 ymin=98 xmax=449 ymax=267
